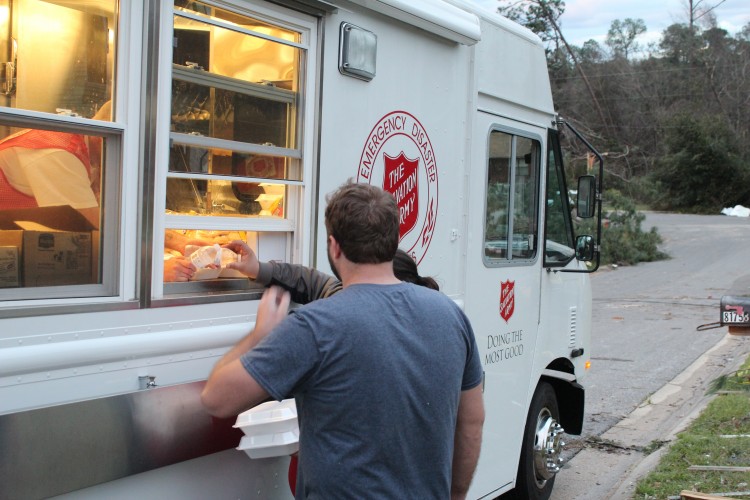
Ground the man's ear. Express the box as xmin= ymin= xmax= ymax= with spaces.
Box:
xmin=328 ymin=235 xmax=342 ymax=258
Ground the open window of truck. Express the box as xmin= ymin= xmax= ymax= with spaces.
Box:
xmin=150 ymin=0 xmax=316 ymax=303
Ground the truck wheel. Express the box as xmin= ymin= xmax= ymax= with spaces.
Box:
xmin=512 ymin=382 xmax=565 ymax=500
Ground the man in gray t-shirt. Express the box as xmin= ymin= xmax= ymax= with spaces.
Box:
xmin=202 ymin=181 xmax=484 ymax=499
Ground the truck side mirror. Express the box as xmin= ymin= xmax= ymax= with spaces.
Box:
xmin=575 ymin=235 xmax=595 ymax=261
xmin=576 ymin=175 xmax=596 ymax=218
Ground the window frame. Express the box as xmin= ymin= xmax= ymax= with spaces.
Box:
xmin=0 ymin=0 xmax=316 ymax=313
xmin=0 ymin=112 xmax=123 ymax=305
xmin=543 ymin=128 xmax=576 ymax=268
xmin=0 ymin=0 xmax=134 ymax=315
xmin=482 ymin=125 xmax=542 ymax=268
xmin=148 ymin=0 xmax=317 ymax=303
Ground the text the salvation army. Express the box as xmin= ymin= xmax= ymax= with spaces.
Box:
xmin=389 ymin=163 xmax=417 ymax=225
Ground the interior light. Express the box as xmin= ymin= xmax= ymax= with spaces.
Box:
xmin=338 ymin=22 xmax=376 ymax=81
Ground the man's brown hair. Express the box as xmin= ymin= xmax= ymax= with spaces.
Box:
xmin=324 ymin=181 xmax=399 ymax=264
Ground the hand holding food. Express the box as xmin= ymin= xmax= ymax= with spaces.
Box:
xmin=223 ymin=240 xmax=260 ymax=279
xmin=164 ymin=256 xmax=197 ymax=282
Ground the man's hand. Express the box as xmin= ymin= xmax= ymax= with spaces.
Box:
xmin=254 ymin=286 xmax=291 ymax=339
xmin=201 ymin=286 xmax=289 ymax=418
xmin=223 ymin=239 xmax=261 ymax=278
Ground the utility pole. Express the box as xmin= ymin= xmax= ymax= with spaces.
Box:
xmin=539 ymin=3 xmax=610 ymax=133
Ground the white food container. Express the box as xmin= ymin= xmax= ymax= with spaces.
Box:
xmin=234 ymin=399 xmax=299 ymax=459
xmin=234 ymin=399 xmax=297 ymax=436
xmin=236 ymin=429 xmax=300 ymax=459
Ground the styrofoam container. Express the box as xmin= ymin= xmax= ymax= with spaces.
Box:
xmin=234 ymin=399 xmax=298 ymax=437
xmin=237 ymin=429 xmax=299 ymax=459
xmin=219 ymin=268 xmax=245 ymax=278
xmin=192 ymin=267 xmax=222 ymax=280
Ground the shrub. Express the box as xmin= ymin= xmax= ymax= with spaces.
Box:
xmin=650 ymin=114 xmax=750 ymax=213
xmin=578 ymin=189 xmax=669 ymax=266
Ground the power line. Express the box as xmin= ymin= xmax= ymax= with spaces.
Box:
xmin=550 ymin=62 xmax=748 ymax=82
xmin=554 ymin=92 xmax=747 ymax=103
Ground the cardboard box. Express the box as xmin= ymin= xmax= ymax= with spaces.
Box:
xmin=0 ymin=244 xmax=19 ymax=288
xmin=0 ymin=227 xmax=23 ymax=289
xmin=0 ymin=206 xmax=96 ymax=287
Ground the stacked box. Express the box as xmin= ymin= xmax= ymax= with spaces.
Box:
xmin=0 ymin=206 xmax=96 ymax=287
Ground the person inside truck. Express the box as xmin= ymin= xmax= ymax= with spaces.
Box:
xmin=0 ymin=102 xmax=112 ymax=228
xmin=0 ymin=128 xmax=100 ymax=227
xmin=0 ymin=112 xmax=201 ymax=284
xmin=202 ymin=181 xmax=485 ymax=499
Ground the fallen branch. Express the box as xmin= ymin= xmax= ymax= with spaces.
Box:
xmin=686 ymin=465 xmax=750 ymax=472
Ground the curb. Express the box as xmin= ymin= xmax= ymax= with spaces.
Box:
xmin=551 ymin=333 xmax=750 ymax=500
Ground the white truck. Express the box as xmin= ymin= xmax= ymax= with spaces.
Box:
xmin=0 ymin=0 xmax=602 ymax=498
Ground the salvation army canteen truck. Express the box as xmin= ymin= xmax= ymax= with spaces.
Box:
xmin=0 ymin=0 xmax=603 ymax=498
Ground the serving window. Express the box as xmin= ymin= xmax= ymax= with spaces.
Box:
xmin=155 ymin=0 xmax=311 ymax=296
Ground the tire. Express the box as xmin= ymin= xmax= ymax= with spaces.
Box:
xmin=508 ymin=382 xmax=564 ymax=500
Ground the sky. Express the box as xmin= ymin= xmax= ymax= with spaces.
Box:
xmin=466 ymin=0 xmax=750 ymax=50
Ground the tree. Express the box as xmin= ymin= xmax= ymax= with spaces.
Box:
xmin=578 ymin=40 xmax=604 ymax=64
xmin=659 ymin=23 xmax=698 ymax=63
xmin=496 ymin=0 xmax=566 ymax=50
xmin=498 ymin=0 xmax=610 ymax=133
xmin=683 ymin=0 xmax=728 ymax=33
xmin=739 ymin=22 xmax=750 ymax=42
xmin=605 ymin=18 xmax=647 ymax=59
xmin=651 ymin=114 xmax=749 ymax=212
xmin=679 ymin=0 xmax=728 ymax=62
xmin=497 ymin=0 xmax=750 ymax=215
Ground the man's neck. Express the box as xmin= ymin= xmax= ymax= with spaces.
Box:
xmin=340 ymin=261 xmax=400 ymax=287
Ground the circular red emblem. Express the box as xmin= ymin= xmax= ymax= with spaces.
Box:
xmin=357 ymin=111 xmax=438 ymax=265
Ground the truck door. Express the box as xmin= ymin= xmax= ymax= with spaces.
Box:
xmin=464 ymin=114 xmax=545 ymax=496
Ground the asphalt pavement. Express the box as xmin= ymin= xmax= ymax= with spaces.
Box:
xmin=550 ymin=213 xmax=750 ymax=499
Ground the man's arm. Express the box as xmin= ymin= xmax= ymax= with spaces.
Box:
xmin=264 ymin=262 xmax=341 ymax=304
xmin=201 ymin=286 xmax=290 ymax=418
xmin=224 ymin=239 xmax=341 ymax=303
xmin=451 ymin=385 xmax=485 ymax=500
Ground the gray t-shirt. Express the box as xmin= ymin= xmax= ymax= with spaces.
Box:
xmin=241 ymin=282 xmax=482 ymax=499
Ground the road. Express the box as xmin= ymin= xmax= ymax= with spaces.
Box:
xmin=551 ymin=212 xmax=750 ymax=499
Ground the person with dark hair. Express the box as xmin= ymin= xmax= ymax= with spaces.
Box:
xmin=202 ymin=181 xmax=484 ymax=499
xmin=392 ymin=249 xmax=439 ymax=291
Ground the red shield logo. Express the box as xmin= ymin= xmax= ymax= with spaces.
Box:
xmin=500 ymin=280 xmax=515 ymax=322
xmin=383 ymin=152 xmax=419 ymax=240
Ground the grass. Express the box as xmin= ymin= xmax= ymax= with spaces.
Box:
xmin=633 ymin=355 xmax=750 ymax=499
